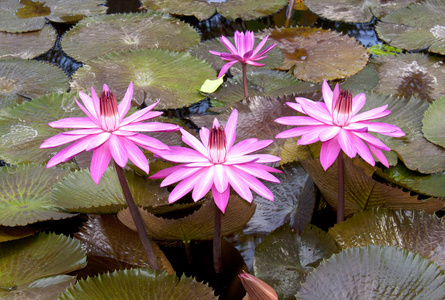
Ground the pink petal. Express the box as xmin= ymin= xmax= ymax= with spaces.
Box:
xmin=108 ymin=134 xmax=128 ymax=168
xmin=90 ymin=86 xmax=101 ymax=119
xmin=62 ymin=128 xmax=104 ymax=135
xmin=229 ymin=139 xmax=273 ymax=156
xmin=251 ymin=35 xmax=269 ymax=57
xmin=227 ymin=138 xmax=258 ymax=156
xmin=120 ymin=122 xmax=179 ymax=132
xmin=161 ymin=166 xmax=201 ymax=187
xmin=120 ymin=100 xmax=161 ymax=125
xmin=287 ymin=101 xmax=305 ymax=114
xmin=322 ymin=80 xmax=333 ymax=114
xmin=246 ymin=61 xmax=266 ymax=67
xmin=319 ymin=137 xmax=341 ymax=171
xmin=298 ymin=125 xmax=335 ymax=145
xmin=120 ymin=136 xmax=149 ymax=174
xmin=349 ymin=133 xmax=375 ymax=166
xmin=238 ymin=170 xmax=274 ymax=201
xmin=244 ymin=154 xmax=280 ymax=164
xmin=297 ymin=98 xmax=333 ymax=125
xmin=74 ymin=97 xmax=100 ymax=126
xmin=331 ymin=83 xmax=340 ymax=113
xmin=85 ymin=132 xmax=111 ymax=151
xmin=40 ymin=133 xmax=86 ymax=148
xmin=212 ymin=186 xmax=231 ymax=213
xmin=155 ymin=146 xmax=208 ymax=163
xmin=78 ymin=91 xmax=97 ymax=119
xmin=214 ymin=164 xmax=229 ymax=193
xmin=235 ymin=31 xmax=246 ymax=55
xmin=192 ymin=167 xmax=215 ymax=201
xmin=274 ymin=116 xmax=325 ymax=126
xmin=221 ymin=35 xmax=238 ymax=55
xmin=111 ymin=130 xmax=138 ymax=137
xmin=180 ymin=128 xmax=209 ymax=157
xmin=352 ymin=92 xmax=366 ymax=115
xmin=318 ymin=126 xmax=341 ymax=142
xmin=60 ymin=135 xmax=97 ymax=162
xmin=217 ymin=61 xmax=238 ymax=78
xmin=234 ymin=164 xmax=280 ymax=183
xmin=48 ymin=117 xmax=98 ymax=129
xmin=350 ymin=105 xmax=390 ymax=123
xmin=276 ymin=126 xmax=315 ymax=139
xmin=369 ymin=144 xmax=389 ymax=168
xmin=46 ymin=141 xmax=81 ymax=168
xmin=90 ymin=142 xmax=112 ymax=184
xmin=168 ymin=174 xmax=201 ymax=203
xmin=225 ymin=109 xmax=238 ymax=151
xmin=224 ymin=155 xmax=259 ymax=165
xmin=338 ymin=129 xmax=357 ymax=158
xmin=118 ymin=82 xmax=133 ymax=120
xmin=352 ymin=121 xmax=405 ymax=137
xmin=199 ymin=127 xmax=210 ymax=148
xmin=209 ymin=50 xmax=223 ymax=56
xmin=126 ymin=134 xmax=169 ymax=151
xmin=352 ymin=131 xmax=390 ymax=151
xmin=254 ymin=43 xmax=276 ymax=58
xmin=225 ymin=166 xmax=253 ymax=202
xmin=149 ymin=164 xmax=185 ymax=179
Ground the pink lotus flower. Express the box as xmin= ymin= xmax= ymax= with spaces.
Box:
xmin=275 ymin=80 xmax=405 ymax=170
xmin=150 ymin=109 xmax=281 ymax=213
xmin=40 ymin=83 xmax=180 ymax=184
xmin=209 ymin=30 xmax=276 ymax=79
xmin=239 ymin=271 xmax=278 ymax=300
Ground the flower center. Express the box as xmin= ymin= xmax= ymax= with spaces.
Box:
xmin=332 ymin=89 xmax=353 ymax=127
xmin=99 ymin=90 xmax=119 ymax=131
xmin=208 ymin=125 xmax=227 ymax=164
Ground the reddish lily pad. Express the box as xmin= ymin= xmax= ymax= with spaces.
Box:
xmin=304 ymin=0 xmax=418 ymax=23
xmin=62 ymin=13 xmax=201 ymax=62
xmin=376 ymin=0 xmax=445 ymax=55
xmin=423 ymin=96 xmax=445 ymax=148
xmin=0 ymin=0 xmax=106 ymax=33
xmin=71 ymin=49 xmax=216 ymax=109
xmin=258 ymin=26 xmax=369 ymax=82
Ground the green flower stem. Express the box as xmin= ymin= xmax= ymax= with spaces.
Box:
xmin=114 ymin=162 xmax=160 ymax=271
xmin=337 ymin=151 xmax=344 ymax=223
xmin=242 ymin=63 xmax=249 ymax=98
xmin=213 ymin=200 xmax=223 ymax=273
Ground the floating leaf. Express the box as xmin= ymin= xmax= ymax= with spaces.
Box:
xmin=0 ymin=232 xmax=86 ymax=298
xmin=258 ymin=27 xmax=368 ymax=82
xmin=118 ymin=196 xmax=256 ymax=242
xmin=0 ymin=59 xmax=69 ymax=110
xmin=304 ymin=0 xmax=418 ymax=23
xmin=423 ymin=96 xmax=445 ymax=148
xmin=199 ymin=77 xmax=224 ymax=93
xmin=59 ymin=268 xmax=216 ymax=299
xmin=253 ymin=224 xmax=340 ymax=299
xmin=372 ymin=53 xmax=445 ymax=103
xmin=0 ymin=0 xmax=106 ymax=33
xmin=0 ymin=164 xmax=76 ymax=226
xmin=52 ymin=167 xmax=170 ymax=214
xmin=329 ymin=208 xmax=445 ymax=270
xmin=0 ymin=222 xmax=47 ymax=242
xmin=300 ymin=158 xmax=444 ymax=216
xmin=141 ymin=0 xmax=286 ymax=21
xmin=71 ymin=49 xmax=215 ymax=108
xmin=339 ymin=66 xmax=380 ymax=92
xmin=62 ymin=13 xmax=200 ymax=62
xmin=376 ymin=0 xmax=445 ymax=55
xmin=297 ymin=245 xmax=445 ymax=299
xmin=367 ymin=43 xmax=403 ymax=56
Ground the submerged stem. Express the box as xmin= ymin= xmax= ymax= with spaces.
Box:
xmin=242 ymin=63 xmax=249 ymax=98
xmin=213 ymin=200 xmax=223 ymax=273
xmin=337 ymin=151 xmax=344 ymax=223
xmin=114 ymin=162 xmax=160 ymax=271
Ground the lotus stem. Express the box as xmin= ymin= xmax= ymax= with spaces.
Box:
xmin=213 ymin=200 xmax=223 ymax=273
xmin=242 ymin=63 xmax=249 ymax=98
xmin=337 ymin=151 xmax=344 ymax=223
xmin=114 ymin=162 xmax=160 ymax=271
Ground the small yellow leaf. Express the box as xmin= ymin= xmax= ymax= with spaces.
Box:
xmin=199 ymin=77 xmax=224 ymax=93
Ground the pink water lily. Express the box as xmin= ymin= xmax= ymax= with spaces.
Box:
xmin=275 ymin=80 xmax=405 ymax=170
xmin=150 ymin=109 xmax=281 ymax=213
xmin=40 ymin=82 xmax=180 ymax=184
xmin=209 ymin=30 xmax=276 ymax=79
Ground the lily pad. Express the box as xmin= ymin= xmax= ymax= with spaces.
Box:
xmin=0 ymin=222 xmax=48 ymax=242
xmin=141 ymin=0 xmax=287 ymax=21
xmin=0 ymin=164 xmax=76 ymax=226
xmin=376 ymin=0 xmax=445 ymax=55
xmin=52 ymin=167 xmax=170 ymax=214
xmin=70 ymin=49 xmax=216 ymax=108
xmin=258 ymin=27 xmax=369 ymax=82
xmin=297 ymin=245 xmax=445 ymax=299
xmin=62 ymin=13 xmax=200 ymax=62
xmin=300 ymin=158 xmax=444 ymax=216
xmin=75 ymin=215 xmax=174 ymax=274
xmin=339 ymin=66 xmax=379 ymax=92
xmin=372 ymin=53 xmax=445 ymax=103
xmin=0 ymin=59 xmax=69 ymax=110
xmin=0 ymin=232 xmax=86 ymax=299
xmin=0 ymin=0 xmax=107 ymax=33
xmin=0 ymin=92 xmax=84 ymax=165
xmin=0 ymin=24 xmax=56 ymax=59
xmin=329 ymin=208 xmax=445 ymax=270
xmin=304 ymin=0 xmax=418 ymax=23
xmin=253 ymin=224 xmax=340 ymax=299
xmin=118 ymin=196 xmax=256 ymax=242
xmin=423 ymin=96 xmax=445 ymax=148
xmin=59 ymin=268 xmax=216 ymax=299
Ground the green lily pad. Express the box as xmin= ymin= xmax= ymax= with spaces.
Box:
xmin=339 ymin=66 xmax=380 ymax=92
xmin=329 ymin=208 xmax=445 ymax=270
xmin=258 ymin=26 xmax=369 ymax=82
xmin=423 ymin=96 xmax=445 ymax=148
xmin=118 ymin=196 xmax=256 ymax=242
xmin=297 ymin=245 xmax=445 ymax=299
xmin=0 ymin=0 xmax=106 ymax=33
xmin=75 ymin=215 xmax=174 ymax=274
xmin=0 ymin=232 xmax=86 ymax=299
xmin=0 ymin=164 xmax=76 ymax=226
xmin=71 ymin=49 xmax=216 ymax=108
xmin=0 ymin=24 xmax=56 ymax=59
xmin=0 ymin=222 xmax=48 ymax=242
xmin=62 ymin=13 xmax=200 ymax=62
xmin=0 ymin=59 xmax=69 ymax=110
xmin=300 ymin=158 xmax=444 ymax=217
xmin=253 ymin=224 xmax=340 ymax=299
xmin=0 ymin=92 xmax=84 ymax=165
xmin=141 ymin=0 xmax=286 ymax=21
xmin=52 ymin=167 xmax=170 ymax=214
xmin=372 ymin=53 xmax=445 ymax=103
xmin=304 ymin=0 xmax=418 ymax=23
xmin=376 ymin=0 xmax=445 ymax=55
xmin=59 ymin=268 xmax=217 ymax=299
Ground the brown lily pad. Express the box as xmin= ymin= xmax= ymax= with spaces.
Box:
xmin=258 ymin=27 xmax=369 ymax=82
xmin=423 ymin=96 xmax=445 ymax=149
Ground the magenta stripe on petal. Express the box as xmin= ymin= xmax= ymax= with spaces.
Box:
xmin=225 ymin=109 xmax=238 ymax=151
xmin=212 ymin=186 xmax=231 ymax=213
xmin=352 ymin=131 xmax=390 ymax=151
xmin=369 ymin=144 xmax=389 ymax=168
xmin=120 ymin=136 xmax=149 ymax=174
xmin=117 ymin=82 xmax=133 ymax=120
xmin=90 ymin=142 xmax=112 ymax=184
xmin=225 ymin=166 xmax=253 ymax=202
xmin=126 ymin=134 xmax=169 ymax=151
xmin=319 ymin=136 xmax=341 ymax=171
xmin=233 ymin=164 xmax=280 ymax=183
xmin=168 ymin=174 xmax=201 ymax=203
xmin=85 ymin=132 xmax=111 ymax=151
xmin=108 ymin=134 xmax=128 ymax=168
xmin=275 ymin=116 xmax=325 ymax=126
xmin=338 ymin=129 xmax=357 ymax=158
xmin=161 ymin=166 xmax=202 ymax=187
xmin=213 ymin=164 xmax=229 ymax=193
xmin=40 ymin=133 xmax=86 ymax=149
xmin=49 ymin=117 xmax=98 ymax=129
xmin=350 ymin=105 xmax=389 ymax=123
xmin=192 ymin=167 xmax=215 ymax=201
xmin=180 ymin=128 xmax=209 ymax=157
xmin=349 ymin=133 xmax=375 ymax=166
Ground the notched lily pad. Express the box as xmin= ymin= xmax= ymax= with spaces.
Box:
xmin=258 ymin=27 xmax=368 ymax=82
xmin=59 ymin=268 xmax=217 ymax=299
xmin=62 ymin=13 xmax=200 ymax=62
xmin=423 ymin=96 xmax=445 ymax=148
xmin=0 ymin=59 xmax=69 ymax=110
xmin=71 ymin=49 xmax=216 ymax=109
xmin=304 ymin=0 xmax=418 ymax=23
xmin=52 ymin=167 xmax=170 ymax=214
xmin=118 ymin=196 xmax=256 ymax=242
xmin=376 ymin=0 xmax=445 ymax=55
xmin=0 ymin=222 xmax=48 ymax=242
xmin=0 ymin=164 xmax=76 ymax=226
xmin=0 ymin=232 xmax=86 ymax=299
xmin=297 ymin=245 xmax=445 ymax=299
